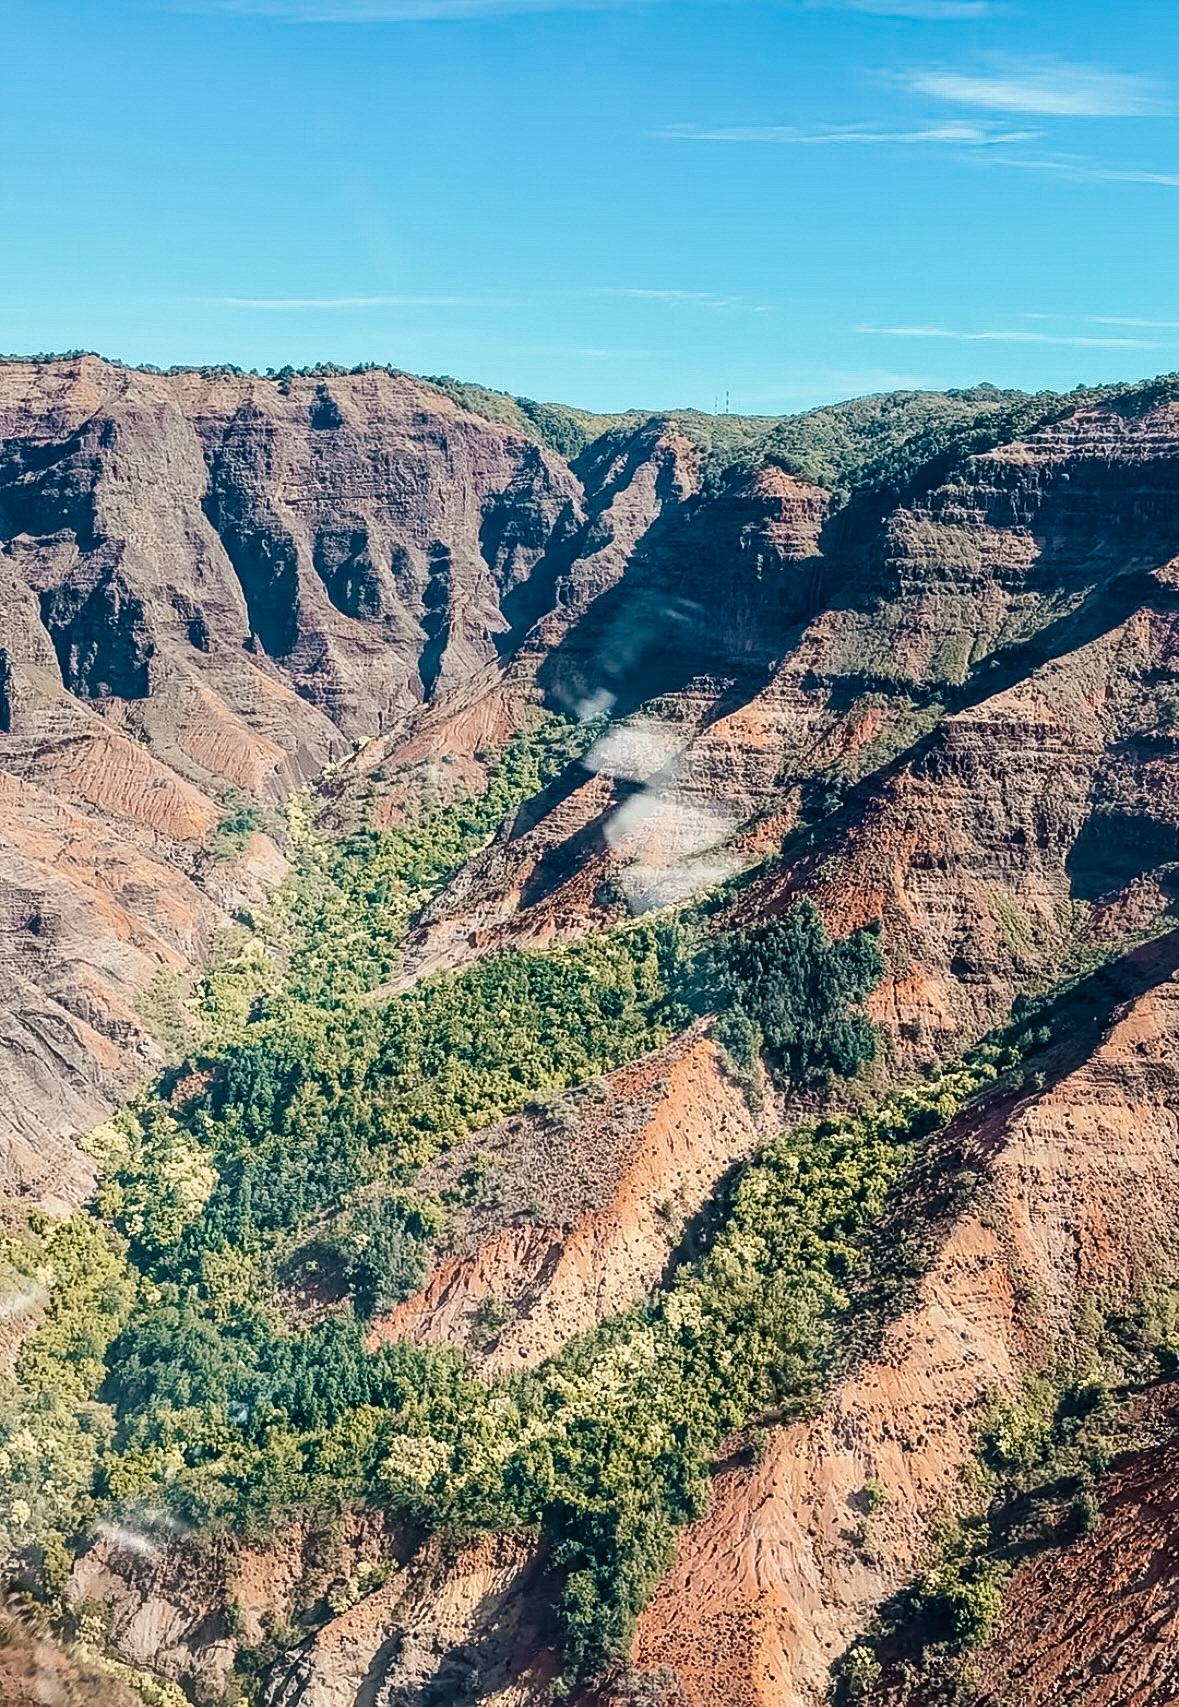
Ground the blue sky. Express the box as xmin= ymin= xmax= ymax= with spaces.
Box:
xmin=2 ymin=0 xmax=1178 ymax=413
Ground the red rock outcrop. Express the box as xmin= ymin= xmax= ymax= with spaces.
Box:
xmin=370 ymin=1027 xmax=772 ymax=1373
xmin=0 ymin=767 xmax=230 ymax=1201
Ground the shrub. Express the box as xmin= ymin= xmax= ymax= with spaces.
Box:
xmin=210 ymin=802 xmax=264 ymax=860
xmin=914 ymin=1562 xmax=1004 ymax=1652
xmin=328 ymin=1191 xmax=443 ymax=1318
xmin=843 ymin=1644 xmax=882 ymax=1698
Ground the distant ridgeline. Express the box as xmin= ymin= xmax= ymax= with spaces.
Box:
xmin=288 ymin=367 xmax=1179 ymax=494
xmin=12 ymin=342 xmax=1172 ymax=479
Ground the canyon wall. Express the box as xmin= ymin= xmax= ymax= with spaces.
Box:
xmin=9 ymin=364 xmax=1179 ymax=1706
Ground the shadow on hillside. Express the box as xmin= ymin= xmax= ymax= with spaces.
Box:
xmin=836 ymin=925 xmax=1179 ymax=1386
xmin=739 ymin=566 xmax=1179 ymax=917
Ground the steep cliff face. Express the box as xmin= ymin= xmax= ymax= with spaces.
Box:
xmin=68 ymin=1508 xmax=415 ymax=1703
xmin=623 ymin=932 xmax=1179 ymax=1707
xmin=958 ymin=1386 xmax=1179 ymax=1707
xmin=0 ymin=358 xmax=585 ymax=769
xmin=0 ymin=358 xmax=710 ymax=1159
xmin=262 ymin=1532 xmax=558 ymax=1707
xmin=180 ymin=366 xmax=583 ymax=732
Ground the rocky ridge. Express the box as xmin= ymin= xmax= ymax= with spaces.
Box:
xmin=0 ymin=356 xmax=693 ymax=1178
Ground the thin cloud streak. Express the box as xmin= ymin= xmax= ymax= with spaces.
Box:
xmin=908 ymin=62 xmax=1167 ymax=117
xmin=1020 ymin=312 xmax=1179 ymax=328
xmin=839 ymin=0 xmax=996 ymax=15
xmin=659 ymin=122 xmax=1037 ymax=145
xmin=1091 ymin=316 xmax=1179 ymax=328
xmin=196 ymin=294 xmax=526 ymax=308
xmin=996 ymin=157 xmax=1179 ymax=188
xmin=856 ymin=324 xmax=1171 ymax=348
xmin=603 ymin=288 xmax=739 ymax=304
xmin=595 ymin=288 xmax=772 ymax=311
xmin=165 ymin=0 xmax=655 ymax=17
xmin=203 ymin=288 xmax=772 ymax=314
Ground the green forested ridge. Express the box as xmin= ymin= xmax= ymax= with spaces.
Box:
xmin=758 ymin=383 xmax=1071 ymax=494
xmin=413 ymin=374 xmax=642 ymax=458
xmin=416 ymin=373 xmax=1056 ymax=484
xmin=420 ymin=369 xmax=1179 ymax=523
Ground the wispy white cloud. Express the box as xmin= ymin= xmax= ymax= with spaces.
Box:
xmin=196 ymin=293 xmax=524 ymax=307
xmin=603 ymin=288 xmax=736 ymax=305
xmin=996 ymin=157 xmax=1179 ymax=188
xmin=856 ymin=323 xmax=1172 ymax=347
xmin=94 ymin=1522 xmax=163 ymax=1562
xmin=659 ymin=122 xmax=1036 ymax=145
xmin=907 ymin=61 xmax=1167 ymax=117
xmin=1090 ymin=316 xmax=1179 ymax=328
xmin=595 ymin=287 xmax=772 ymax=311
xmin=165 ymin=0 xmax=643 ymax=17
xmin=1019 ymin=312 xmax=1179 ymax=328
xmin=837 ymin=0 xmax=996 ymax=16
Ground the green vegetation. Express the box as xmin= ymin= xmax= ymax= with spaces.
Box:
xmin=693 ymin=901 xmax=884 ymax=1085
xmin=0 ymin=713 xmax=925 ymax=1692
xmin=209 ymin=801 xmax=265 ymax=860
xmin=757 ymin=384 xmax=1074 ymax=497
xmin=0 ymin=1215 xmax=134 ymax=1583
xmin=413 ymin=374 xmax=1103 ymax=495
xmin=3 ymin=1043 xmax=999 ymax=1689
xmin=133 ymin=967 xmax=191 ymax=1063
xmin=324 ymin=1191 xmax=444 ymax=1319
xmin=6 ymin=675 xmax=1038 ymax=1695
xmin=415 ymin=375 xmax=641 ymax=458
xmin=535 ymin=1073 xmax=981 ymax=1675
xmin=145 ymin=917 xmax=685 ymax=1266
xmin=248 ymin=713 xmax=600 ymax=1015
xmin=0 ymin=702 xmax=1080 ymax=1696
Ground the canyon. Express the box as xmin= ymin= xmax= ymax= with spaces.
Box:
xmin=5 ymin=354 xmax=1179 ymax=1706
